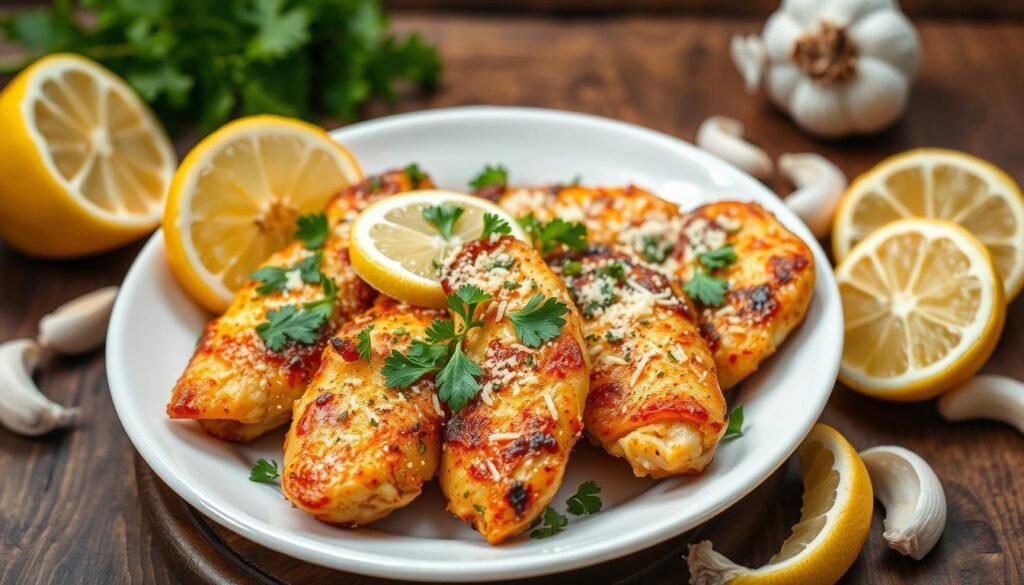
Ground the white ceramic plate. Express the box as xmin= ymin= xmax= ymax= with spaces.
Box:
xmin=107 ymin=106 xmax=842 ymax=582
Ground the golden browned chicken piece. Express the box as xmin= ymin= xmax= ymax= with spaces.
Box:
xmin=439 ymin=236 xmax=590 ymax=544
xmin=281 ymin=298 xmax=446 ymax=526
xmin=498 ymin=184 xmax=681 ymax=263
xmin=552 ymin=247 xmax=726 ymax=478
xmin=498 ymin=184 xmax=815 ymax=390
xmin=167 ymin=168 xmax=434 ymax=441
xmin=670 ymin=202 xmax=815 ymax=389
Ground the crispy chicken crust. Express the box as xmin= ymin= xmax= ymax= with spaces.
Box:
xmin=672 ymin=202 xmax=815 ymax=389
xmin=282 ymin=298 xmax=446 ymax=526
xmin=553 ymin=247 xmax=726 ymax=478
xmin=166 ymin=169 xmax=434 ymax=441
xmin=439 ymin=236 xmax=590 ymax=544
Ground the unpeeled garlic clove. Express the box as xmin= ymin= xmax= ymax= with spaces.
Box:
xmin=860 ymin=446 xmax=946 ymax=560
xmin=729 ymin=34 xmax=767 ymax=93
xmin=778 ymin=153 xmax=848 ymax=239
xmin=696 ymin=116 xmax=774 ymax=180
xmin=38 ymin=286 xmax=118 ymax=355
xmin=0 ymin=339 xmax=79 ymax=436
xmin=938 ymin=375 xmax=1024 ymax=435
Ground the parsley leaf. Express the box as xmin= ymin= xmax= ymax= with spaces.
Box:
xmin=404 ymin=163 xmax=428 ymax=184
xmin=382 ymin=341 xmax=447 ymax=388
xmin=425 ymin=319 xmax=457 ymax=343
xmin=640 ymin=235 xmax=674 ymax=264
xmin=356 ymin=324 xmax=374 ymax=361
xmin=507 ymin=294 xmax=568 ymax=348
xmin=243 ymin=0 xmax=311 ymax=60
xmin=249 ymin=458 xmax=280 ymax=483
xmin=724 ymin=405 xmax=745 ymax=440
xmin=250 ymin=251 xmax=322 ymax=295
xmin=566 ymin=175 xmax=582 ymax=187
xmin=529 ymin=506 xmax=569 ymax=539
xmin=295 ymin=213 xmax=329 ymax=250
xmin=562 ymin=260 xmax=583 ymax=276
xmin=698 ymin=245 xmax=737 ymax=270
xmin=436 ymin=344 xmax=483 ymax=411
xmin=597 ymin=261 xmax=626 ymax=282
xmin=683 ymin=270 xmax=729 ymax=307
xmin=422 ymin=205 xmax=464 ymax=241
xmin=448 ymin=285 xmax=492 ymax=324
xmin=518 ymin=215 xmax=588 ymax=253
xmin=481 ymin=213 xmax=512 ymax=240
xmin=469 ymin=164 xmax=508 ymax=190
xmin=565 ymin=480 xmax=603 ymax=515
xmin=256 ymin=305 xmax=326 ymax=350
xmin=302 ymin=277 xmax=338 ymax=322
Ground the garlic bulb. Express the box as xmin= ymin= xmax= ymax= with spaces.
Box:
xmin=731 ymin=0 xmax=920 ymax=138
xmin=860 ymin=446 xmax=946 ymax=560
xmin=38 ymin=286 xmax=118 ymax=355
xmin=696 ymin=116 xmax=773 ymax=180
xmin=0 ymin=339 xmax=79 ymax=436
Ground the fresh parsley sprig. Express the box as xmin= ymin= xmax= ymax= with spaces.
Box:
xmin=356 ymin=324 xmax=374 ymax=361
xmin=295 ymin=212 xmax=329 ymax=250
xmin=469 ymin=164 xmax=508 ymax=190
xmin=249 ymin=458 xmax=280 ymax=483
xmin=404 ymin=163 xmax=429 ymax=184
xmin=256 ymin=278 xmax=337 ymax=351
xmin=382 ymin=285 xmax=492 ymax=410
xmin=566 ymin=480 xmax=603 ymax=515
xmin=684 ymin=244 xmax=737 ymax=307
xmin=481 ymin=213 xmax=512 ymax=240
xmin=422 ymin=205 xmax=464 ymax=241
xmin=529 ymin=506 xmax=569 ymax=539
xmin=518 ymin=215 xmax=588 ymax=253
xmin=723 ymin=405 xmax=745 ymax=440
xmin=251 ymin=251 xmax=323 ymax=295
xmin=507 ymin=294 xmax=568 ymax=348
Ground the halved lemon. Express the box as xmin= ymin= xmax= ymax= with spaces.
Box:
xmin=833 ymin=148 xmax=1024 ymax=300
xmin=349 ymin=190 xmax=527 ymax=308
xmin=687 ymin=424 xmax=873 ymax=585
xmin=836 ymin=219 xmax=1005 ymax=401
xmin=163 ymin=115 xmax=362 ymax=313
xmin=0 ymin=53 xmax=175 ymax=257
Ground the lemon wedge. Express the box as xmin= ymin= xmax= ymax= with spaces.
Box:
xmin=687 ymin=424 xmax=873 ymax=585
xmin=349 ymin=190 xmax=527 ymax=308
xmin=163 ymin=115 xmax=362 ymax=313
xmin=836 ymin=219 xmax=1005 ymax=401
xmin=833 ymin=148 xmax=1024 ymax=300
xmin=0 ymin=53 xmax=175 ymax=257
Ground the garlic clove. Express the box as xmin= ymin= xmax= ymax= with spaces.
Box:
xmin=730 ymin=35 xmax=767 ymax=92
xmin=849 ymin=9 xmax=920 ymax=77
xmin=937 ymin=375 xmax=1024 ymax=435
xmin=789 ymin=82 xmax=852 ymax=138
xmin=859 ymin=445 xmax=946 ymax=560
xmin=843 ymin=58 xmax=910 ymax=134
xmin=38 ymin=286 xmax=118 ymax=355
xmin=695 ymin=116 xmax=773 ymax=180
xmin=0 ymin=339 xmax=79 ymax=436
xmin=778 ymin=152 xmax=848 ymax=239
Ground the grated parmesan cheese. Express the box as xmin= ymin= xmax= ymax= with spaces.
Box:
xmin=544 ymin=393 xmax=558 ymax=419
xmin=630 ymin=352 xmax=654 ymax=386
xmin=489 ymin=432 xmax=521 ymax=443
xmin=485 ymin=459 xmax=501 ymax=482
xmin=604 ymin=355 xmax=629 ymax=366
xmin=432 ymin=394 xmax=444 ymax=416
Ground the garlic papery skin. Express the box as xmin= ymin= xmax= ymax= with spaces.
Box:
xmin=779 ymin=153 xmax=848 ymax=239
xmin=731 ymin=0 xmax=920 ymax=138
xmin=0 ymin=339 xmax=79 ymax=436
xmin=696 ymin=116 xmax=773 ymax=180
xmin=38 ymin=286 xmax=118 ymax=355
xmin=859 ymin=446 xmax=946 ymax=560
xmin=938 ymin=375 xmax=1024 ymax=435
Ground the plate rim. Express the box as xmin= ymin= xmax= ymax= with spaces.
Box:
xmin=107 ymin=105 xmax=842 ymax=582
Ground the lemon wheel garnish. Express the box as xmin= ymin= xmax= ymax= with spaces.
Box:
xmin=349 ymin=190 xmax=527 ymax=308
xmin=687 ymin=424 xmax=873 ymax=585
xmin=0 ymin=53 xmax=175 ymax=257
xmin=163 ymin=115 xmax=362 ymax=313
xmin=832 ymin=148 xmax=1024 ymax=300
xmin=836 ymin=219 xmax=1005 ymax=401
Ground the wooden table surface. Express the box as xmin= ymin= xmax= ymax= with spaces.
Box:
xmin=2 ymin=12 xmax=1023 ymax=585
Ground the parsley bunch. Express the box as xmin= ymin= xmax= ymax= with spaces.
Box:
xmin=0 ymin=0 xmax=441 ymax=133
xmin=684 ymin=244 xmax=737 ymax=306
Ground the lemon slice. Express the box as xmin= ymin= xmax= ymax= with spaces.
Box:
xmin=836 ymin=219 xmax=1005 ymax=401
xmin=349 ymin=190 xmax=527 ymax=308
xmin=687 ymin=424 xmax=873 ymax=585
xmin=163 ymin=115 xmax=362 ymax=313
xmin=833 ymin=148 xmax=1024 ymax=300
xmin=0 ymin=53 xmax=175 ymax=257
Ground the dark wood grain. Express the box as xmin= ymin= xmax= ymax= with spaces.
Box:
xmin=2 ymin=13 xmax=1023 ymax=585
